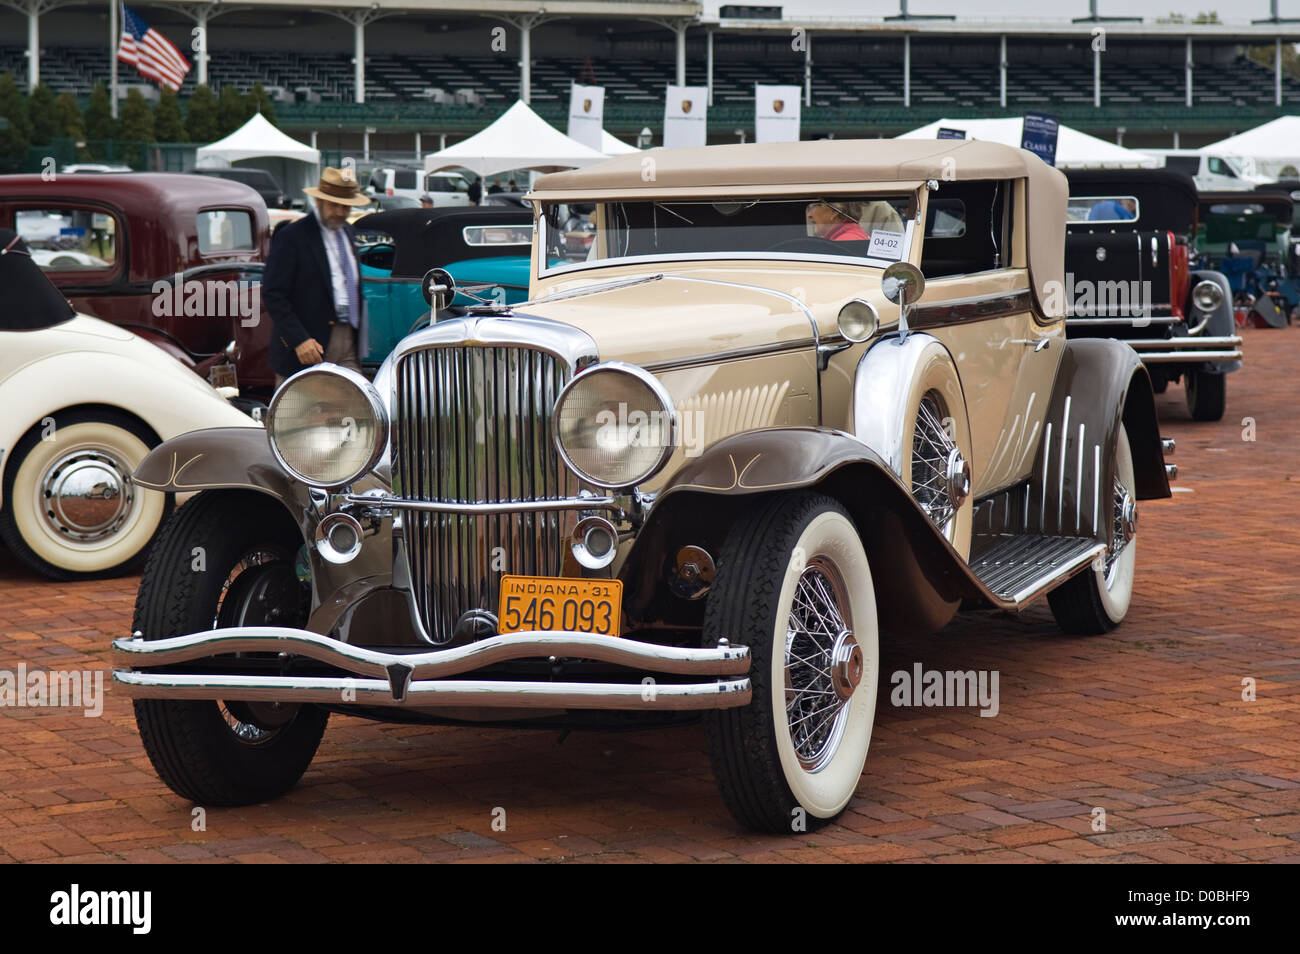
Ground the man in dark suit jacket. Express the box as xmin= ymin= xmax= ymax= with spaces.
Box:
xmin=262 ymin=166 xmax=372 ymax=384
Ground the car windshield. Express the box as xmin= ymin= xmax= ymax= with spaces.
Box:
xmin=539 ymin=195 xmax=915 ymax=276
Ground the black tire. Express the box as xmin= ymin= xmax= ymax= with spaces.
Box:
xmin=1150 ymin=374 xmax=1168 ymax=395
xmin=1185 ymin=370 xmax=1226 ymax=422
xmin=704 ymin=492 xmax=879 ymax=833
xmin=131 ymin=490 xmax=328 ymax=806
xmin=1048 ymin=424 xmax=1137 ymax=635
xmin=0 ymin=408 xmax=172 ymax=580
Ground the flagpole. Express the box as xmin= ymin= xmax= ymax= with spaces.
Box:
xmin=110 ymin=0 xmax=119 ymax=119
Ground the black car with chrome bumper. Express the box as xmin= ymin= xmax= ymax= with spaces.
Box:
xmin=1063 ymin=169 xmax=1242 ymax=421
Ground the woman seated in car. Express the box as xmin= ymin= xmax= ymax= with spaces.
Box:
xmin=807 ymin=200 xmax=869 ymax=241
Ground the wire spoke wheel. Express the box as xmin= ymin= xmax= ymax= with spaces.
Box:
xmin=912 ymin=391 xmax=960 ymax=535
xmin=213 ymin=544 xmax=306 ymax=744
xmin=785 ymin=559 xmax=856 ymax=772
xmin=1104 ymin=474 xmax=1131 ymax=581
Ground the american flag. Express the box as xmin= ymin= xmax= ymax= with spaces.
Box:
xmin=117 ymin=4 xmax=191 ymax=92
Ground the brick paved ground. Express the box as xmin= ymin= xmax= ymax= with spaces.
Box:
xmin=1 ymin=325 xmax=1297 ymax=863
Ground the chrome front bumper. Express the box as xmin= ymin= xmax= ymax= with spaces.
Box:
xmin=112 ymin=628 xmax=752 ymax=711
xmin=1123 ymin=335 xmax=1243 ymax=363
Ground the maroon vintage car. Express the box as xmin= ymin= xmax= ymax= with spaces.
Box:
xmin=0 ymin=173 xmax=276 ymax=402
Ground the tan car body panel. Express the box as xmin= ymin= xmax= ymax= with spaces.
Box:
xmin=526 ymin=180 xmax=1061 ymax=499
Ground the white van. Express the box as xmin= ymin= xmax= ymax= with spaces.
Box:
xmin=368 ymin=167 xmax=471 ymax=206
xmin=1149 ymin=150 xmax=1268 ymax=192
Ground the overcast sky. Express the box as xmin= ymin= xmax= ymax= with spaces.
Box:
xmin=702 ymin=0 xmax=1300 ymax=23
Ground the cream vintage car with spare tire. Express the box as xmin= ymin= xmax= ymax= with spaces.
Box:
xmin=0 ymin=229 xmax=260 ymax=580
xmin=114 ymin=139 xmax=1175 ymax=832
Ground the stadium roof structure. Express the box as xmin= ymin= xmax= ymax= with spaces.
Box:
xmin=707 ymin=13 xmax=1300 ymax=41
xmin=195 ymin=113 xmax=320 ymax=167
xmin=423 ymin=100 xmax=610 ymax=177
xmin=899 ymin=118 xmax=1157 ymax=169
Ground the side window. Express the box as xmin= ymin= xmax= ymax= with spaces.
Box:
xmin=924 ymin=199 xmax=966 ymax=238
xmin=393 ymin=170 xmax=418 ymax=190
xmin=1207 ymin=157 xmax=1237 ymax=179
xmin=197 ymin=210 xmax=255 ymax=252
xmin=1166 ymin=156 xmax=1200 ymax=176
xmin=920 ymin=181 xmax=1007 ymax=279
xmin=15 ymin=207 xmax=118 ymax=271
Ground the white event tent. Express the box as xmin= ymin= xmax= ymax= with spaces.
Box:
xmin=1200 ymin=118 xmax=1300 ymax=179
xmin=195 ymin=113 xmax=321 ymax=198
xmin=424 ymin=100 xmax=610 ymax=179
xmin=899 ymin=117 xmax=1158 ymax=169
xmin=601 ymin=130 xmax=639 ymax=155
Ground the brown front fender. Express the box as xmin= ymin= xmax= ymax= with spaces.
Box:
xmin=132 ymin=427 xmax=312 ymax=530
xmin=628 ymin=428 xmax=985 ymax=635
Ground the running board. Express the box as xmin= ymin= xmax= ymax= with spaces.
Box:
xmin=969 ymin=534 xmax=1107 ymax=607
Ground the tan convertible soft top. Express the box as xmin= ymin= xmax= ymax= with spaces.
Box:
xmin=533 ymin=139 xmax=1068 ymax=318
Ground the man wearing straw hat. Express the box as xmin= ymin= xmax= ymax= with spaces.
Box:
xmin=263 ymin=166 xmax=372 ymax=385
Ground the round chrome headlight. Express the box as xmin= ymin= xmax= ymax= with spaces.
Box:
xmin=554 ymin=362 xmax=677 ymax=489
xmin=1192 ymin=279 xmax=1224 ymax=312
xmin=267 ymin=366 xmax=388 ymax=488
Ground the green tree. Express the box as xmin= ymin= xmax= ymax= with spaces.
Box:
xmin=154 ymin=87 xmax=186 ymax=141
xmin=119 ymin=88 xmax=154 ymax=142
xmin=216 ymin=84 xmax=246 ymax=135
xmin=84 ymin=81 xmax=116 ymax=143
xmin=27 ymin=82 xmax=58 ymax=146
xmin=0 ymin=71 xmax=32 ymax=162
xmin=1158 ymin=11 xmax=1223 ymax=23
xmin=1247 ymin=41 xmax=1300 ymax=81
xmin=186 ymin=83 xmax=219 ymax=141
xmin=54 ymin=92 xmax=84 ymax=141
xmin=245 ymin=81 xmax=277 ymax=125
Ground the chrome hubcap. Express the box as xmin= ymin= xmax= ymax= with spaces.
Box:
xmin=785 ymin=558 xmax=855 ymax=772
xmin=38 ymin=449 xmax=134 ymax=542
xmin=829 ymin=631 xmax=863 ymax=702
xmin=945 ymin=446 xmax=972 ymax=507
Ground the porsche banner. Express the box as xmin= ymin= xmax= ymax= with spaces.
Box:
xmin=755 ymin=85 xmax=802 ymax=143
xmin=663 ymin=85 xmax=708 ymax=149
xmin=567 ymin=84 xmax=605 ymax=152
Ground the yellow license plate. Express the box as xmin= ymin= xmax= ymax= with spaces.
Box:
xmin=498 ymin=575 xmax=622 ymax=636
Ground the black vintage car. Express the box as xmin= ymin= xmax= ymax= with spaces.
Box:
xmin=350 ymin=206 xmax=534 ymax=365
xmin=1064 ymin=169 xmax=1242 ymax=421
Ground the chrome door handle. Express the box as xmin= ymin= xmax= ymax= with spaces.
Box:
xmin=1013 ymin=338 xmax=1050 ymax=351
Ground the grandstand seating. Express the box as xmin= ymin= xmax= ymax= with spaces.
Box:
xmin=5 ymin=44 xmax=1299 ymax=116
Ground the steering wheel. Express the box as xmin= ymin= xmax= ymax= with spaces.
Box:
xmin=765 ymin=236 xmax=845 ymax=253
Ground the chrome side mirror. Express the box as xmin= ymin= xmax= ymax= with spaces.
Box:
xmin=421 ymin=267 xmax=456 ymax=311
xmin=881 ymin=261 xmax=925 ymax=339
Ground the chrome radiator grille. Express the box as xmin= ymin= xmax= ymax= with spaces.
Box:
xmin=394 ymin=346 xmax=576 ymax=642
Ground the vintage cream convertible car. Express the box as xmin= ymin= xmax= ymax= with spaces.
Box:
xmin=114 ymin=140 xmax=1173 ymax=832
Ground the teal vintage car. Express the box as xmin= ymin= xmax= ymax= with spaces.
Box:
xmin=354 ymin=207 xmax=534 ymax=366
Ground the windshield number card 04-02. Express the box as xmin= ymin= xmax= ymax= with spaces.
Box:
xmin=868 ymin=228 xmax=905 ymax=261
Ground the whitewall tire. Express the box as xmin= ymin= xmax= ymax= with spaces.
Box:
xmin=705 ymin=493 xmax=879 ymax=832
xmin=1048 ymin=423 xmax=1137 ymax=634
xmin=0 ymin=410 xmax=169 ymax=580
